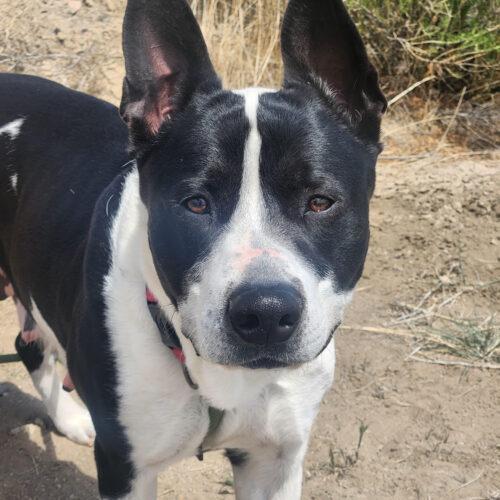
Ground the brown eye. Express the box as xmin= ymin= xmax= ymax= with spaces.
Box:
xmin=308 ymin=196 xmax=334 ymax=213
xmin=185 ymin=197 xmax=209 ymax=214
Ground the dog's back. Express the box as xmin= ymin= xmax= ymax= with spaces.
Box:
xmin=0 ymin=74 xmax=128 ymax=331
xmin=0 ymin=74 xmax=131 ymax=446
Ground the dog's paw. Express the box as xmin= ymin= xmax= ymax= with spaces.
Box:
xmin=52 ymin=401 xmax=96 ymax=446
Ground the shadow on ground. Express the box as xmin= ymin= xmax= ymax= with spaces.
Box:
xmin=0 ymin=382 xmax=97 ymax=500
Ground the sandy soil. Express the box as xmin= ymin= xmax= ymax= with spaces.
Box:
xmin=1 ymin=1 xmax=499 ymax=499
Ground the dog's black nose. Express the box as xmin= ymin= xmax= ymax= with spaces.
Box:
xmin=228 ymin=285 xmax=303 ymax=346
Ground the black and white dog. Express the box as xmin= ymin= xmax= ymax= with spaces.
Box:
xmin=0 ymin=0 xmax=386 ymax=497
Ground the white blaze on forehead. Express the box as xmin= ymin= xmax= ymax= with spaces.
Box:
xmin=233 ymin=88 xmax=270 ymax=231
xmin=0 ymin=118 xmax=25 ymax=140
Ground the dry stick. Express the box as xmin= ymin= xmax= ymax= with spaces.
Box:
xmin=448 ymin=472 xmax=484 ymax=494
xmin=387 ymin=75 xmax=436 ymax=107
xmin=341 ymin=325 xmax=461 ymax=352
xmin=435 ymin=86 xmax=466 ymax=151
xmin=409 ymin=355 xmax=500 ymax=370
xmin=340 ymin=325 xmax=414 ymax=339
xmin=381 ymin=153 xmax=431 ymax=162
xmin=390 ymin=285 xmax=479 ymax=327
xmin=405 ymin=345 xmax=424 ymax=361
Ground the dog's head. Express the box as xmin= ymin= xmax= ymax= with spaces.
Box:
xmin=120 ymin=0 xmax=386 ymax=369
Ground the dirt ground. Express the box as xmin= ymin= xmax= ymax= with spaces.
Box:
xmin=1 ymin=1 xmax=499 ymax=499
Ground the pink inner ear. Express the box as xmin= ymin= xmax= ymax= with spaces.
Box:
xmin=144 ymin=33 xmax=177 ymax=135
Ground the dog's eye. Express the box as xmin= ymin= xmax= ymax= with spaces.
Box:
xmin=308 ymin=196 xmax=334 ymax=213
xmin=185 ymin=197 xmax=209 ymax=215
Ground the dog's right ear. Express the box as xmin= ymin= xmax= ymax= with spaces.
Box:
xmin=120 ymin=0 xmax=221 ymax=152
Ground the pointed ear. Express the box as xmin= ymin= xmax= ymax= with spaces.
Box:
xmin=281 ymin=0 xmax=387 ymax=143
xmin=120 ymin=0 xmax=221 ymax=151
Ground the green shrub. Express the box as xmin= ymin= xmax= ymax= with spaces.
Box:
xmin=347 ymin=0 xmax=499 ymax=102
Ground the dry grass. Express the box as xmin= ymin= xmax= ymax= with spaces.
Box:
xmin=1 ymin=0 xmax=497 ymax=103
xmin=388 ymin=267 xmax=500 ymax=368
xmin=320 ymin=422 xmax=369 ymax=477
xmin=192 ymin=0 xmax=286 ymax=88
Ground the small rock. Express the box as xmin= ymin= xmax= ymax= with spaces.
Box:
xmin=67 ymin=0 xmax=82 ymax=14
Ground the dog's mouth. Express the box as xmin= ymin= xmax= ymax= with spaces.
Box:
xmin=239 ymin=322 xmax=340 ymax=370
xmin=241 ymin=357 xmax=298 ymax=370
xmin=183 ymin=322 xmax=341 ymax=371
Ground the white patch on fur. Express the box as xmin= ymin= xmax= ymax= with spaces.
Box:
xmin=23 ymin=301 xmax=96 ymax=446
xmin=207 ymin=341 xmax=336 ymax=499
xmin=233 ymin=87 xmax=266 ymax=227
xmin=10 ymin=174 xmax=18 ymax=192
xmin=1 ymin=119 xmax=24 ymax=194
xmin=0 ymin=117 xmax=24 ymax=139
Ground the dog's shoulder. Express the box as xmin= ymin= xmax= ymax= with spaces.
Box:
xmin=68 ymin=164 xmax=138 ymax=455
xmin=83 ymin=163 xmax=137 ymax=287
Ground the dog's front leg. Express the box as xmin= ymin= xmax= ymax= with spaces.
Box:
xmin=116 ymin=470 xmax=157 ymax=500
xmin=95 ymin=438 xmax=158 ymax=500
xmin=230 ymin=442 xmax=307 ymax=500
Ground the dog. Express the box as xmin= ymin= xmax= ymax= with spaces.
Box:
xmin=0 ymin=0 xmax=386 ymax=497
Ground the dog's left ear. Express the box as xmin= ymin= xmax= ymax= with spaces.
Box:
xmin=120 ymin=0 xmax=221 ymax=152
xmin=281 ymin=0 xmax=387 ymax=144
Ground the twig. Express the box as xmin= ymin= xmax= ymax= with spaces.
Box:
xmin=409 ymin=355 xmax=500 ymax=370
xmin=340 ymin=325 xmax=414 ymax=339
xmin=435 ymin=86 xmax=466 ymax=151
xmin=449 ymin=472 xmax=483 ymax=493
xmin=387 ymin=75 xmax=436 ymax=107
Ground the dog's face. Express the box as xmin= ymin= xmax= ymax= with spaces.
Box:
xmin=121 ymin=0 xmax=386 ymax=369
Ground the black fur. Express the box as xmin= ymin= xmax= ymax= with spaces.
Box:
xmin=14 ymin=333 xmax=44 ymax=373
xmin=0 ymin=73 xmax=133 ymax=495
xmin=226 ymin=448 xmax=249 ymax=467
xmin=281 ymin=0 xmax=387 ymax=144
xmin=120 ymin=0 xmax=221 ymax=153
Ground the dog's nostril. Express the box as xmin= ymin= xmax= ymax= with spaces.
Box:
xmin=237 ymin=314 xmax=259 ymax=331
xmin=279 ymin=314 xmax=297 ymax=329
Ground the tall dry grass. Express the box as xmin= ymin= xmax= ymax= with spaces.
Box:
xmin=191 ymin=0 xmax=286 ymax=88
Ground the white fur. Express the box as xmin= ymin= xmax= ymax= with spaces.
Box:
xmin=0 ymin=117 xmax=24 ymax=139
xmin=10 ymin=173 xmax=18 ymax=192
xmin=1 ymin=118 xmax=24 ymax=194
xmin=18 ymin=300 xmax=95 ymax=445
xmin=233 ymin=88 xmax=266 ymax=227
